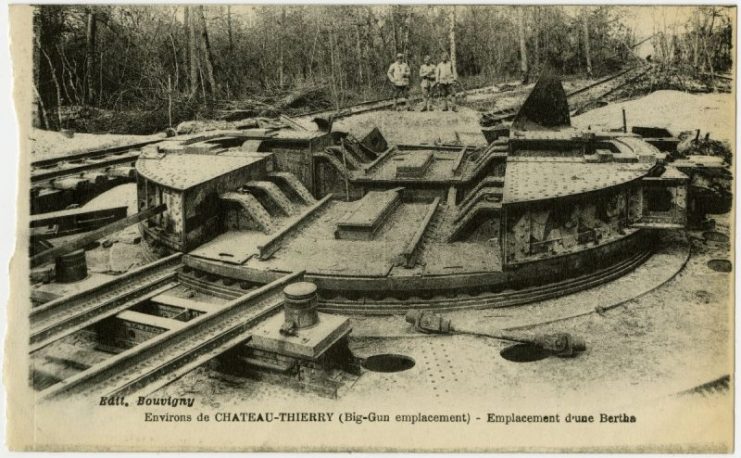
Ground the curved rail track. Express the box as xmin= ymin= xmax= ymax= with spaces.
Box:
xmin=173 ymin=245 xmax=653 ymax=316
xmin=30 ymin=65 xmax=664 ymax=398
xmin=30 ymin=65 xmax=644 ymax=178
xmin=318 ymin=246 xmax=652 ymax=315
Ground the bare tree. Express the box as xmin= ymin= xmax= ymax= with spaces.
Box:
xmin=196 ymin=6 xmax=217 ymax=98
xmin=449 ymin=6 xmax=457 ymax=76
xmin=84 ymin=8 xmax=96 ymax=104
xmin=517 ymin=6 xmax=528 ymax=83
xmin=186 ymin=7 xmax=198 ymax=98
xmin=278 ymin=6 xmax=286 ymax=88
xmin=582 ymin=8 xmax=593 ymax=78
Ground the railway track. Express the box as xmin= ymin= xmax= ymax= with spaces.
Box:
xmin=480 ymin=66 xmax=649 ymax=124
xmin=171 ymin=243 xmax=653 ymax=316
xmin=29 ymin=67 xmax=663 ymax=398
xmin=30 ymin=254 xmax=183 ymax=352
xmin=292 ymin=66 xmax=645 ymax=125
xmin=318 ymin=248 xmax=652 ymax=315
xmin=30 ymin=67 xmax=641 ymax=188
xmin=40 ymin=271 xmax=303 ymax=400
xmin=31 ymin=140 xmax=158 ymax=185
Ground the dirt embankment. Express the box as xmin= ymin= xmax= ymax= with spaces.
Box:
xmin=28 ymin=128 xmax=162 ymax=162
xmin=573 ymin=90 xmax=735 ymax=147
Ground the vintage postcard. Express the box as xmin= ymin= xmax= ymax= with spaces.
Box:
xmin=6 ymin=3 xmax=736 ymax=452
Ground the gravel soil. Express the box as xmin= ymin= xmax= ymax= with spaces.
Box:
xmin=155 ymin=92 xmax=733 ymax=451
xmin=28 ymin=128 xmax=163 ymax=162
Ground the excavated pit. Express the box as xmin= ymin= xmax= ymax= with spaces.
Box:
xmin=362 ymin=354 xmax=415 ymax=373
xmin=499 ymin=343 xmax=551 ymax=363
xmin=707 ymin=259 xmax=732 ymax=273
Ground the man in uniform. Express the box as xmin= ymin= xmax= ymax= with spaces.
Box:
xmin=418 ymin=55 xmax=436 ymax=111
xmin=435 ymin=52 xmax=457 ymax=112
xmin=387 ymin=53 xmax=411 ymax=111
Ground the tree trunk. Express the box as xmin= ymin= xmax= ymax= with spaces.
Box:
xmin=84 ymin=9 xmax=96 ymax=105
xmin=582 ymin=9 xmax=592 ymax=78
xmin=533 ymin=8 xmax=540 ymax=72
xmin=41 ymin=48 xmax=63 ymax=128
xmin=402 ymin=8 xmax=411 ymax=57
xmin=196 ymin=6 xmax=217 ymax=98
xmin=227 ymin=5 xmax=233 ymax=52
xmin=32 ymin=8 xmax=42 ymax=128
xmin=278 ymin=6 xmax=286 ymax=88
xmin=186 ymin=7 xmax=199 ymax=98
xmin=449 ymin=6 xmax=457 ymax=77
xmin=390 ymin=8 xmax=398 ymax=55
xmin=517 ymin=7 xmax=528 ymax=83
xmin=355 ymin=24 xmax=364 ymax=90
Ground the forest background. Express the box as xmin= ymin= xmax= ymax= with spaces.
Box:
xmin=32 ymin=5 xmax=734 ymax=133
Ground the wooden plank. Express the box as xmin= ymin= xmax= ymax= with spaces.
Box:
xmin=30 ymin=204 xmax=167 ymax=268
xmin=116 ymin=310 xmax=185 ymax=331
xmin=151 ymin=293 xmax=224 ymax=314
xmin=30 ymin=206 xmax=129 ymax=238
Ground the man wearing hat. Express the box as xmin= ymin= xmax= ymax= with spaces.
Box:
xmin=418 ymin=55 xmax=436 ymax=111
xmin=435 ymin=52 xmax=457 ymax=112
xmin=387 ymin=53 xmax=412 ymax=111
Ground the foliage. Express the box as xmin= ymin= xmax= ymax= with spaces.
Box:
xmin=32 ymin=5 xmax=734 ymax=133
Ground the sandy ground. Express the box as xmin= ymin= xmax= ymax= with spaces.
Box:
xmin=160 ymin=221 xmax=730 ymax=405
xmin=335 ymin=107 xmax=487 ymax=147
xmin=573 ymin=90 xmax=735 ymax=146
xmin=29 ymin=88 xmax=734 ymax=449
xmin=153 ymin=90 xmax=733 ymax=434
xmin=83 ymin=183 xmax=138 ymax=215
xmin=29 ymin=128 xmax=162 ymax=162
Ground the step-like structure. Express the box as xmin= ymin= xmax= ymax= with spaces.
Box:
xmin=245 ymin=181 xmax=296 ymax=216
xmin=448 ymin=201 xmax=502 ymax=242
xmin=459 ymin=176 xmax=505 ymax=209
xmin=466 ymin=142 xmax=508 ymax=178
xmin=220 ymin=191 xmax=274 ymax=233
xmin=268 ymin=172 xmax=317 ymax=205
xmin=447 ymin=179 xmax=504 ymax=242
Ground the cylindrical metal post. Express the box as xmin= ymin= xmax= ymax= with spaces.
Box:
xmin=54 ymin=249 xmax=88 ymax=283
xmin=283 ymin=282 xmax=319 ymax=329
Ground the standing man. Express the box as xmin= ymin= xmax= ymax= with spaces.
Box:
xmin=418 ymin=55 xmax=436 ymax=112
xmin=435 ymin=52 xmax=457 ymax=112
xmin=387 ymin=53 xmax=411 ymax=111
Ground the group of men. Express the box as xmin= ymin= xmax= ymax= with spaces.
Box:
xmin=386 ymin=52 xmax=457 ymax=112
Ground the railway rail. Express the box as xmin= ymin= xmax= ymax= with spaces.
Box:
xmin=30 ymin=253 xmax=183 ymax=352
xmin=318 ymin=247 xmax=652 ymax=314
xmin=40 ymin=271 xmax=303 ymax=400
xmin=31 ymin=140 xmax=159 ymax=184
xmin=29 ymin=65 xmax=667 ymax=399
xmin=30 ymin=66 xmax=642 ymax=188
xmin=480 ymin=66 xmax=649 ymax=124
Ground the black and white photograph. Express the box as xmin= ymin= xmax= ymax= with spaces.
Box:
xmin=5 ymin=3 xmax=736 ymax=452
